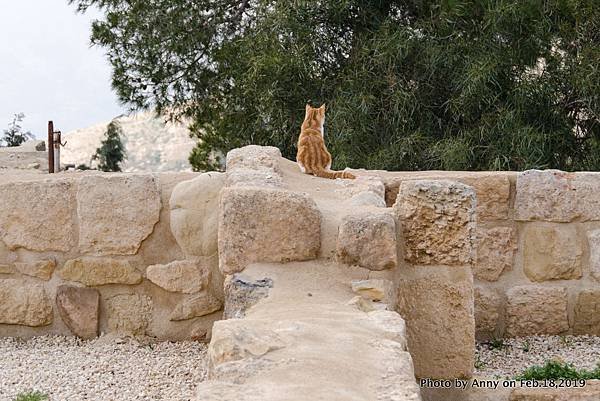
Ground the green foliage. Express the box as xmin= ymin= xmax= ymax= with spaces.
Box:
xmin=13 ymin=391 xmax=48 ymax=401
xmin=71 ymin=0 xmax=600 ymax=172
xmin=516 ymin=360 xmax=600 ymax=380
xmin=487 ymin=338 xmax=505 ymax=350
xmin=2 ymin=113 xmax=33 ymax=147
xmin=94 ymin=119 xmax=126 ymax=172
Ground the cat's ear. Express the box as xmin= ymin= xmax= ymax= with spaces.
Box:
xmin=319 ymin=104 xmax=326 ymax=112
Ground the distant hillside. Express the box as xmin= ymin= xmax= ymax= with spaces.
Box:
xmin=61 ymin=111 xmax=197 ymax=172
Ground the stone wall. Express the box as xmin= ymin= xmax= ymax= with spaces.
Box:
xmin=0 ymin=172 xmax=223 ymax=340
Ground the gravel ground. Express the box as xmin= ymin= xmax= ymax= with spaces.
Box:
xmin=0 ymin=335 xmax=207 ymax=401
xmin=476 ymin=335 xmax=600 ymax=378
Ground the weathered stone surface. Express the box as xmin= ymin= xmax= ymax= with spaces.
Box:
xmin=77 ymin=174 xmax=161 ymax=255
xmin=226 ymin=145 xmax=282 ymax=175
xmin=505 ymin=286 xmax=568 ymax=337
xmin=0 ymin=264 xmax=14 ymax=274
xmin=0 ymin=179 xmax=75 ymax=252
xmin=336 ymin=212 xmax=397 ymax=271
xmin=59 ymin=257 xmax=142 ymax=286
xmin=0 ymin=279 xmax=52 ymax=326
xmin=170 ymin=291 xmax=223 ymax=321
xmin=367 ymin=310 xmax=408 ymax=349
xmin=515 ymin=170 xmax=600 ymax=222
xmin=349 ymin=191 xmax=386 ymax=207
xmin=223 ymin=275 xmax=272 ymax=319
xmin=588 ymin=229 xmax=600 ymax=281
xmin=523 ymin=224 xmax=582 ymax=281
xmin=56 ymin=285 xmax=100 ymax=339
xmin=394 ymin=180 xmax=476 ymax=266
xmin=169 ymin=172 xmax=225 ymax=257
xmin=219 ymin=187 xmax=321 ymax=274
xmin=474 ymin=227 xmax=516 ymax=281
xmin=397 ymin=266 xmax=474 ymax=379
xmin=106 ymin=294 xmax=152 ymax=336
xmin=146 ymin=259 xmax=208 ymax=294
xmin=351 ymin=279 xmax=396 ymax=304
xmin=334 ymin=175 xmax=386 ymax=199
xmin=474 ymin=286 xmax=501 ymax=336
xmin=574 ymin=290 xmax=600 ymax=335
xmin=14 ymin=259 xmax=55 ymax=280
xmin=226 ymin=169 xmax=284 ymax=188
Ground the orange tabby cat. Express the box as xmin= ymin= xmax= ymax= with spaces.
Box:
xmin=296 ymin=104 xmax=355 ymax=179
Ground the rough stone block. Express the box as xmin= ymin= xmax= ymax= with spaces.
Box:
xmin=474 ymin=286 xmax=501 ymax=336
xmin=0 ymin=279 xmax=52 ymax=326
xmin=223 ymin=274 xmax=272 ymax=319
xmin=77 ymin=174 xmax=161 ymax=255
xmin=474 ymin=227 xmax=516 ymax=281
xmin=59 ymin=257 xmax=142 ymax=286
xmin=0 ymin=179 xmax=75 ymax=252
xmin=397 ymin=266 xmax=474 ymax=378
xmin=170 ymin=291 xmax=223 ymax=321
xmin=574 ymin=290 xmax=600 ymax=335
xmin=146 ymin=259 xmax=209 ymax=294
xmin=351 ymin=279 xmax=396 ymax=305
xmin=587 ymin=229 xmax=600 ymax=281
xmin=394 ymin=180 xmax=476 ymax=266
xmin=523 ymin=224 xmax=582 ymax=281
xmin=0 ymin=264 xmax=13 ymax=274
xmin=56 ymin=285 xmax=100 ymax=339
xmin=169 ymin=172 xmax=225 ymax=257
xmin=106 ymin=294 xmax=152 ymax=336
xmin=225 ymin=145 xmax=282 ymax=175
xmin=515 ymin=170 xmax=600 ymax=222
xmin=226 ymin=169 xmax=284 ymax=188
xmin=505 ymin=285 xmax=568 ymax=337
xmin=336 ymin=212 xmax=397 ymax=271
xmin=14 ymin=259 xmax=55 ymax=281
xmin=218 ymin=187 xmax=321 ymax=274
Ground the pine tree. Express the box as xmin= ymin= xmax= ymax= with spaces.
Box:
xmin=2 ymin=113 xmax=33 ymax=147
xmin=94 ymin=120 xmax=126 ymax=172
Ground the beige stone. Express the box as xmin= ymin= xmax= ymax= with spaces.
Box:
xmin=523 ymin=224 xmax=582 ymax=281
xmin=169 ymin=172 xmax=225 ymax=257
xmin=56 ymin=285 xmax=100 ymax=339
xmin=336 ymin=212 xmax=397 ymax=271
xmin=587 ymin=229 xmax=600 ymax=281
xmin=351 ymin=279 xmax=396 ymax=304
xmin=106 ymin=294 xmax=152 ymax=336
xmin=226 ymin=169 xmax=284 ymax=188
xmin=394 ymin=180 xmax=476 ymax=266
xmin=0 ymin=179 xmax=75 ymax=251
xmin=0 ymin=279 xmax=52 ymax=326
xmin=77 ymin=174 xmax=161 ymax=255
xmin=59 ymin=257 xmax=142 ymax=286
xmin=474 ymin=286 xmax=501 ymax=336
xmin=474 ymin=227 xmax=516 ymax=281
xmin=505 ymin=286 xmax=568 ymax=337
xmin=515 ymin=170 xmax=600 ymax=222
xmin=0 ymin=264 xmax=14 ymax=274
xmin=146 ymin=259 xmax=208 ymax=294
xmin=170 ymin=291 xmax=223 ymax=321
xmin=397 ymin=266 xmax=474 ymax=379
xmin=223 ymin=275 xmax=273 ymax=319
xmin=218 ymin=187 xmax=321 ymax=274
xmin=574 ymin=290 xmax=600 ymax=335
xmin=225 ymin=145 xmax=282 ymax=175
xmin=14 ymin=259 xmax=55 ymax=280
xmin=334 ymin=175 xmax=386 ymax=199
xmin=349 ymin=191 xmax=386 ymax=208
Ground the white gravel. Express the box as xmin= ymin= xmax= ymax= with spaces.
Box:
xmin=476 ymin=335 xmax=600 ymax=378
xmin=0 ymin=335 xmax=207 ymax=401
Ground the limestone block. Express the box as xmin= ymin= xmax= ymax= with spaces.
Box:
xmin=394 ymin=180 xmax=476 ymax=266
xmin=587 ymin=229 xmax=600 ymax=281
xmin=56 ymin=285 xmax=100 ymax=339
xmin=0 ymin=179 xmax=75 ymax=252
xmin=225 ymin=145 xmax=282 ymax=175
xmin=474 ymin=227 xmax=516 ymax=281
xmin=106 ymin=294 xmax=152 ymax=336
xmin=574 ymin=290 xmax=600 ymax=335
xmin=223 ymin=275 xmax=272 ymax=319
xmin=77 ymin=174 xmax=161 ymax=255
xmin=336 ymin=212 xmax=397 ymax=271
xmin=169 ymin=172 xmax=225 ymax=257
xmin=515 ymin=170 xmax=600 ymax=222
xmin=474 ymin=286 xmax=501 ymax=335
xmin=0 ymin=264 xmax=13 ymax=274
xmin=226 ymin=169 xmax=284 ymax=188
xmin=397 ymin=266 xmax=474 ymax=379
xmin=59 ymin=257 xmax=142 ymax=286
xmin=14 ymin=259 xmax=55 ymax=280
xmin=505 ymin=286 xmax=568 ymax=337
xmin=351 ymin=279 xmax=396 ymax=305
xmin=0 ymin=279 xmax=52 ymax=326
xmin=334 ymin=175 xmax=386 ymax=199
xmin=170 ymin=291 xmax=222 ymax=321
xmin=523 ymin=224 xmax=582 ymax=281
xmin=146 ymin=259 xmax=208 ymax=294
xmin=366 ymin=310 xmax=408 ymax=349
xmin=349 ymin=191 xmax=386 ymax=208
xmin=218 ymin=187 xmax=321 ymax=274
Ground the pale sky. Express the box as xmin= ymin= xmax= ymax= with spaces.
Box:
xmin=0 ymin=0 xmax=125 ymax=138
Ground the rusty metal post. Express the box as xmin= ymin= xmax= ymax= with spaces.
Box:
xmin=47 ymin=121 xmax=54 ymax=173
xmin=53 ymin=131 xmax=61 ymax=172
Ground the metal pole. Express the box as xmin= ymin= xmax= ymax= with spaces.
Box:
xmin=47 ymin=121 xmax=54 ymax=173
xmin=53 ymin=131 xmax=61 ymax=172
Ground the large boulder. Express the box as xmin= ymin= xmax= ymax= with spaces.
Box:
xmin=218 ymin=187 xmax=321 ymax=274
xmin=0 ymin=279 xmax=53 ymax=326
xmin=56 ymin=285 xmax=100 ymax=339
xmin=225 ymin=145 xmax=282 ymax=175
xmin=146 ymin=259 xmax=209 ymax=294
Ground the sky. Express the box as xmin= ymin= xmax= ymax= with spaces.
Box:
xmin=0 ymin=0 xmax=125 ymax=138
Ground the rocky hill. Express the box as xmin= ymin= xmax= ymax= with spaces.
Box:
xmin=61 ymin=111 xmax=197 ymax=172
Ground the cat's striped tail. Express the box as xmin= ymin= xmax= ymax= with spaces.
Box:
xmin=314 ymin=168 xmax=356 ymax=180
